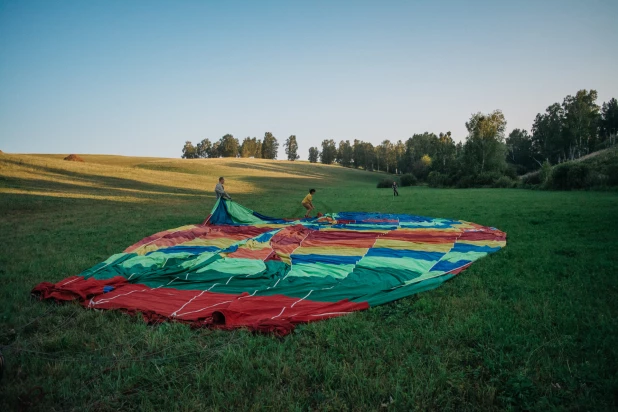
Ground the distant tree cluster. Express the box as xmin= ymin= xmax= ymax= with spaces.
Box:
xmin=520 ymin=91 xmax=617 ymax=166
xmin=306 ymin=89 xmax=617 ymax=188
xmin=182 ymin=132 xmax=291 ymax=160
xmin=308 ymin=132 xmax=460 ymax=177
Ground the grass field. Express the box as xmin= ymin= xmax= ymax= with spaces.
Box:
xmin=1 ymin=153 xmax=617 ymax=411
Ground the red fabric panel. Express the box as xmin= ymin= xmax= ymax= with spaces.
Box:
xmin=381 ymin=232 xmax=460 ymax=243
xmin=31 ymin=276 xmax=128 ymax=301
xmin=264 ymin=250 xmax=282 ymax=262
xmin=365 ymin=218 xmax=398 ymax=223
xmin=307 ymin=231 xmax=382 ymax=241
xmin=301 ymin=231 xmax=381 ymax=248
xmin=458 ymin=230 xmax=506 ymax=242
xmin=31 ymin=277 xmax=368 ymax=336
xmin=124 ymin=225 xmax=277 ymax=253
xmin=225 ymin=247 xmax=273 ymax=260
xmin=270 ymin=225 xmax=312 ymax=256
xmin=301 ymin=238 xmax=377 ymax=248
xmin=124 ymin=227 xmax=200 ymax=252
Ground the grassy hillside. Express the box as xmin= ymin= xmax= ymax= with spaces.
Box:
xmin=577 ymin=145 xmax=618 ymax=174
xmin=0 ymin=154 xmax=381 ymax=214
xmin=1 ymin=153 xmax=617 ymax=411
xmin=521 ymin=146 xmax=618 ymax=188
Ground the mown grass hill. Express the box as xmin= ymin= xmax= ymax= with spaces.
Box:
xmin=1 ymin=153 xmax=617 ymax=410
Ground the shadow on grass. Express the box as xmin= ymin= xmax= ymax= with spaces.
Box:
xmin=135 ymin=163 xmax=209 ymax=175
xmin=0 ymin=158 xmax=209 ymax=199
xmin=224 ymin=161 xmax=329 ymax=179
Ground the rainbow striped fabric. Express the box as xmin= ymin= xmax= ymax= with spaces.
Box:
xmin=33 ymin=200 xmax=506 ymax=335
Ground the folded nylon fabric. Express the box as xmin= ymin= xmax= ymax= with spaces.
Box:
xmin=33 ymin=199 xmax=506 ymax=335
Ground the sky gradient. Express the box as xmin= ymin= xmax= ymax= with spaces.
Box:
xmin=1 ymin=0 xmax=617 ymax=159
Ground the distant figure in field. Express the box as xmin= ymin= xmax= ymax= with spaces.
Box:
xmin=392 ymin=181 xmax=399 ymax=196
xmin=301 ymin=189 xmax=316 ymax=218
xmin=215 ymin=177 xmax=232 ymax=200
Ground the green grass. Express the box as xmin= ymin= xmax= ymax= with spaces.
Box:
xmin=1 ymin=153 xmax=617 ymax=411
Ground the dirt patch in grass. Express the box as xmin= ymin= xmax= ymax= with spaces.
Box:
xmin=64 ymin=154 xmax=85 ymax=162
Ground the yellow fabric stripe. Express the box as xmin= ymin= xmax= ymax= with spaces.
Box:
xmin=292 ymin=246 xmax=368 ymax=256
xmin=459 ymin=240 xmax=506 ymax=248
xmin=238 ymin=240 xmax=271 ymax=250
xmin=277 ymin=253 xmax=291 ymax=265
xmin=252 ymin=223 xmax=289 ymax=228
xmin=319 ymin=228 xmax=389 ymax=233
xmin=183 ymin=238 xmax=238 ymax=248
xmin=393 ymin=227 xmax=461 ymax=233
xmin=373 ymin=239 xmax=453 ymax=253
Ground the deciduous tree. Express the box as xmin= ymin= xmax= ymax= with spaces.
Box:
xmin=284 ymin=135 xmax=300 ymax=161
xmin=308 ymin=147 xmax=319 ymax=163
xmin=196 ymin=139 xmax=212 ymax=158
xmin=463 ymin=110 xmax=507 ymax=174
xmin=337 ymin=140 xmax=353 ymax=167
xmin=320 ymin=139 xmax=337 ymax=164
xmin=181 ymin=141 xmax=198 ymax=159
xmin=261 ymin=132 xmax=279 ymax=159
xmin=217 ymin=134 xmax=239 ymax=157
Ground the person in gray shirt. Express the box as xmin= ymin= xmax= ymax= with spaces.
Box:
xmin=215 ymin=176 xmax=232 ymax=200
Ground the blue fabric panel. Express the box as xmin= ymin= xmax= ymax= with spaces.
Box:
xmin=431 ymin=259 xmax=471 ymax=273
xmin=365 ymin=248 xmax=444 ymax=261
xmin=399 ymin=222 xmax=453 ymax=229
xmin=451 ymin=243 xmax=502 ymax=253
xmin=291 ymin=254 xmax=362 ymax=265
xmin=209 ymin=200 xmax=234 ymax=225
xmin=252 ymin=211 xmax=288 ymax=224
xmin=254 ymin=231 xmax=277 ymax=243
xmin=221 ymin=245 xmax=239 ymax=253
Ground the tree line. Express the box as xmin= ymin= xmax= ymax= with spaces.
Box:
xmin=180 ymin=89 xmax=617 ymax=187
xmin=308 ymin=90 xmax=617 ymax=186
xmin=181 ymin=133 xmax=300 ymax=161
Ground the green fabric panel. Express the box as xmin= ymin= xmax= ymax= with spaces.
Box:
xmin=287 ymin=263 xmax=355 ymax=279
xmin=356 ymin=256 xmax=436 ymax=273
xmin=270 ymin=266 xmax=436 ymax=304
xmin=179 ymin=252 xmax=218 ymax=269
xmin=360 ymin=274 xmax=455 ymax=306
xmin=442 ymin=251 xmax=487 ymax=263
xmin=85 ymin=252 xmax=222 ymax=282
xmin=399 ymin=220 xmax=444 ymax=228
xmin=306 ymin=266 xmax=423 ymax=303
xmin=80 ymin=253 xmax=136 ymax=280
xmin=197 ymin=258 xmax=266 ymax=276
xmin=138 ymin=260 xmax=289 ymax=293
xmin=402 ymin=271 xmax=449 ymax=286
xmin=120 ymin=252 xmax=192 ymax=270
xmin=345 ymin=266 xmax=422 ymax=288
xmin=226 ymin=201 xmax=266 ymax=225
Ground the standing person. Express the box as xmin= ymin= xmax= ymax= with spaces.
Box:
xmin=301 ymin=189 xmax=316 ymax=218
xmin=215 ymin=177 xmax=232 ymax=200
xmin=392 ymin=181 xmax=399 ymax=196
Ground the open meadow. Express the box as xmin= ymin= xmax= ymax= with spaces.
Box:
xmin=1 ymin=153 xmax=617 ymax=411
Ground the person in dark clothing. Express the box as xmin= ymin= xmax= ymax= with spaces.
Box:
xmin=392 ymin=181 xmax=399 ymax=196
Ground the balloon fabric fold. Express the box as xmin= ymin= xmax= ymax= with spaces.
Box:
xmin=33 ymin=199 xmax=506 ymax=335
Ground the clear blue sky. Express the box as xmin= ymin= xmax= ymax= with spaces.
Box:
xmin=1 ymin=0 xmax=617 ymax=159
